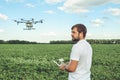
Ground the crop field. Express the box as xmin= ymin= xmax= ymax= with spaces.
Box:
xmin=0 ymin=44 xmax=120 ymax=80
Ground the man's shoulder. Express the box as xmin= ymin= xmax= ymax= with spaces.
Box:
xmin=76 ymin=40 xmax=86 ymax=46
xmin=72 ymin=41 xmax=83 ymax=49
xmin=74 ymin=40 xmax=91 ymax=48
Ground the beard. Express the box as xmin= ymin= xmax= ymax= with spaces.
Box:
xmin=72 ymin=36 xmax=80 ymax=43
xmin=72 ymin=38 xmax=79 ymax=44
xmin=71 ymin=34 xmax=80 ymax=43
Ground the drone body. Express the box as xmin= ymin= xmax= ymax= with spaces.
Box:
xmin=14 ymin=18 xmax=43 ymax=30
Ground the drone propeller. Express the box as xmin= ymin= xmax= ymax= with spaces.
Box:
xmin=40 ymin=20 xmax=43 ymax=23
xmin=14 ymin=20 xmax=17 ymax=22
xmin=21 ymin=18 xmax=24 ymax=21
xmin=17 ymin=22 xmax=19 ymax=25
xmin=13 ymin=20 xmax=19 ymax=25
xmin=32 ymin=18 xmax=34 ymax=21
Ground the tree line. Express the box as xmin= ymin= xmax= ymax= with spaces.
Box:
xmin=50 ymin=39 xmax=120 ymax=44
xmin=0 ymin=40 xmax=37 ymax=44
xmin=0 ymin=39 xmax=120 ymax=44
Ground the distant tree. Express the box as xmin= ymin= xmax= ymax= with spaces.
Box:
xmin=0 ymin=40 xmax=4 ymax=44
xmin=6 ymin=40 xmax=38 ymax=44
xmin=50 ymin=40 xmax=75 ymax=44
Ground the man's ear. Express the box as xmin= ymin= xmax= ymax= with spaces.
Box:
xmin=79 ymin=32 xmax=83 ymax=37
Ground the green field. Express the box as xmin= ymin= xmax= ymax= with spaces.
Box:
xmin=0 ymin=44 xmax=120 ymax=80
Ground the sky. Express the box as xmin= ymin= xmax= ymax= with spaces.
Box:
xmin=0 ymin=0 xmax=120 ymax=43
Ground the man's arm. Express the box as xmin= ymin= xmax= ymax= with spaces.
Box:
xmin=59 ymin=60 xmax=78 ymax=72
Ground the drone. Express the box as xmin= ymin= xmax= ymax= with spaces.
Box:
xmin=14 ymin=18 xmax=43 ymax=30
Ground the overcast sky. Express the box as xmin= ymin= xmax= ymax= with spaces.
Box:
xmin=0 ymin=0 xmax=120 ymax=43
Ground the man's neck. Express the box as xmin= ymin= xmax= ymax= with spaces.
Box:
xmin=80 ymin=38 xmax=85 ymax=40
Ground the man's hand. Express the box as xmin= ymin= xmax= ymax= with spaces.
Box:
xmin=59 ymin=60 xmax=78 ymax=72
xmin=59 ymin=63 xmax=66 ymax=71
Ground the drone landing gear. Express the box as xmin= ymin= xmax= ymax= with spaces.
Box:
xmin=23 ymin=28 xmax=35 ymax=30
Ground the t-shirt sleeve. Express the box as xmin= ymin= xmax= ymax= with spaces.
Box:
xmin=70 ymin=45 xmax=82 ymax=61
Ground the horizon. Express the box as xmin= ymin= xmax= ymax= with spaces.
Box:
xmin=1 ymin=39 xmax=120 ymax=44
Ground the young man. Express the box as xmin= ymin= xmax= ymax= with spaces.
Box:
xmin=59 ymin=24 xmax=92 ymax=80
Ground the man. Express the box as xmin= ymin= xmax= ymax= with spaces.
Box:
xmin=59 ymin=24 xmax=92 ymax=80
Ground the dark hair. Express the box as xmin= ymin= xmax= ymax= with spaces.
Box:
xmin=71 ymin=24 xmax=87 ymax=38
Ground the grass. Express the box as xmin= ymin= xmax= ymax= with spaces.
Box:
xmin=0 ymin=44 xmax=120 ymax=80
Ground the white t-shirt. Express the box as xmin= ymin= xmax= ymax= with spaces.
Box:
xmin=69 ymin=39 xmax=92 ymax=80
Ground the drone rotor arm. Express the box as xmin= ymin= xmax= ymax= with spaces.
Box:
xmin=34 ymin=20 xmax=43 ymax=24
xmin=34 ymin=21 xmax=38 ymax=24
